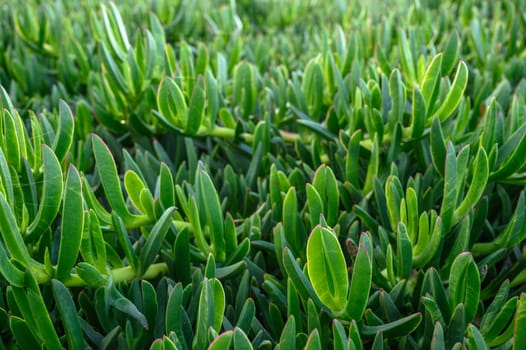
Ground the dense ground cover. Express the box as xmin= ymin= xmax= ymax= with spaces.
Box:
xmin=0 ymin=0 xmax=526 ymax=348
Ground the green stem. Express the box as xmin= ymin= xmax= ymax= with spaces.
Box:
xmin=35 ymin=262 xmax=169 ymax=287
xmin=174 ymin=220 xmax=193 ymax=232
xmin=203 ymin=125 xmax=299 ymax=144
xmin=111 ymin=262 xmax=168 ymax=283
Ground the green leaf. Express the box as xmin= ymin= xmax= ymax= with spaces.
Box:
xmin=514 ymin=293 xmax=526 ymax=350
xmin=100 ymin=2 xmax=130 ymax=59
xmin=305 ymin=329 xmax=322 ymax=350
xmin=448 ymin=252 xmax=480 ymax=323
xmin=433 ymin=61 xmax=468 ymax=123
xmin=430 ymin=118 xmax=447 ymax=177
xmin=0 ymin=244 xmax=24 ymax=287
xmin=312 ymin=165 xmax=339 ymax=226
xmin=174 ymin=228 xmax=191 ymax=285
xmin=53 ymin=100 xmax=75 ymax=162
xmin=446 ymin=304 xmax=466 ymax=349
xmin=0 ymin=193 xmax=31 ymax=265
xmin=397 ymin=222 xmax=413 ymax=279
xmin=431 ymin=322 xmax=445 ymax=350
xmin=361 ymin=312 xmax=422 ymax=338
xmin=332 ymin=319 xmax=348 ymax=350
xmin=92 ymin=134 xmax=148 ymax=227
xmin=490 ymin=125 xmax=526 ymax=180
xmin=157 ymin=78 xmax=188 ymax=130
xmin=283 ymin=187 xmax=305 ymax=259
xmin=440 ymin=142 xmax=457 ymax=233
xmin=236 ymin=298 xmax=255 ymax=334
xmin=344 ymin=233 xmax=372 ymax=321
xmin=233 ymin=327 xmax=253 ymax=350
xmin=194 ymin=278 xmax=224 ymax=350
xmin=139 ymin=207 xmax=175 ymax=276
xmin=208 ymin=330 xmax=233 ymax=350
xmin=56 ymin=165 xmax=84 ymax=281
xmin=10 ymin=316 xmax=41 ymax=350
xmin=441 ymin=31 xmax=460 ymax=76
xmin=76 ymin=262 xmax=107 ymax=287
xmin=186 ymin=75 xmax=206 ymax=136
xmin=233 ymin=62 xmax=257 ymax=119
xmin=411 ymin=86 xmax=426 ymax=138
xmin=112 ymin=212 xmax=138 ymax=272
xmin=307 ymin=184 xmax=323 ymax=228
xmin=52 ymin=279 xmax=84 ymax=350
xmin=453 ymin=148 xmax=488 ymax=224
xmin=420 ymin=53 xmax=443 ymax=116
xmin=205 ymin=70 xmax=219 ymax=126
xmin=106 ymin=279 xmax=148 ymax=329
xmin=26 ymin=145 xmax=63 ymax=239
xmin=100 ymin=41 xmax=128 ymax=94
xmin=282 ymin=247 xmax=324 ymax=309
xmin=278 ymin=316 xmax=296 ymax=350
xmin=389 ymin=69 xmax=404 ymax=126
xmin=467 ymin=324 xmax=488 ymax=350
xmin=307 ymin=226 xmax=348 ymax=313
xmin=196 ymin=165 xmax=225 ymax=262
xmin=159 ymin=163 xmax=175 ymax=210
xmin=302 ymin=59 xmax=324 ymax=119
xmin=124 ymin=170 xmax=149 ymax=215
xmin=399 ymin=30 xmax=416 ymax=85
xmin=12 ymin=271 xmax=63 ymax=349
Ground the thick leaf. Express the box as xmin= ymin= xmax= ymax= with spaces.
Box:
xmin=92 ymin=134 xmax=148 ymax=227
xmin=53 ymin=100 xmax=75 ymax=162
xmin=453 ymin=148 xmax=488 ymax=224
xmin=411 ymin=86 xmax=426 ymax=138
xmin=138 ymin=207 xmax=175 ymax=276
xmin=196 ymin=165 xmax=225 ymax=262
xmin=305 ymin=329 xmax=322 ymax=350
xmin=10 ymin=316 xmax=40 ymax=350
xmin=421 ymin=53 xmax=443 ymax=116
xmin=312 ymin=165 xmax=339 ymax=226
xmin=233 ymin=327 xmax=253 ymax=350
xmin=106 ymin=280 xmax=148 ymax=329
xmin=56 ymin=165 xmax=84 ymax=280
xmin=448 ymin=252 xmax=480 ymax=323
xmin=0 ymin=193 xmax=31 ymax=265
xmin=157 ymin=78 xmax=188 ymax=129
xmin=514 ymin=293 xmax=526 ymax=350
xmin=344 ymin=234 xmax=372 ymax=321
xmin=282 ymin=247 xmax=324 ymax=310
xmin=433 ymin=61 xmax=468 ymax=122
xmin=278 ymin=316 xmax=296 ymax=350
xmin=362 ymin=313 xmax=422 ymax=338
xmin=440 ymin=142 xmax=457 ymax=233
xmin=26 ymin=145 xmax=63 ymax=239
xmin=52 ymin=279 xmax=84 ymax=350
xmin=307 ymin=226 xmax=348 ymax=313
xmin=208 ymin=330 xmax=233 ymax=350
xmin=186 ymin=75 xmax=206 ymax=136
xmin=11 ymin=272 xmax=63 ymax=349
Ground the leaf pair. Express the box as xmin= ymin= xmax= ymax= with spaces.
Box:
xmin=305 ymin=226 xmax=372 ymax=320
xmin=156 ymin=76 xmax=206 ymax=136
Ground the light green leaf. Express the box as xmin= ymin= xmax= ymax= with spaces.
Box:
xmin=307 ymin=226 xmax=348 ymax=313
xmin=344 ymin=233 xmax=372 ymax=321
xmin=138 ymin=207 xmax=175 ymax=276
xmin=26 ymin=145 xmax=63 ymax=239
xmin=433 ymin=61 xmax=468 ymax=123
xmin=448 ymin=252 xmax=480 ymax=323
xmin=52 ymin=279 xmax=84 ymax=350
xmin=186 ymin=75 xmax=206 ymax=136
xmin=56 ymin=165 xmax=84 ymax=281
